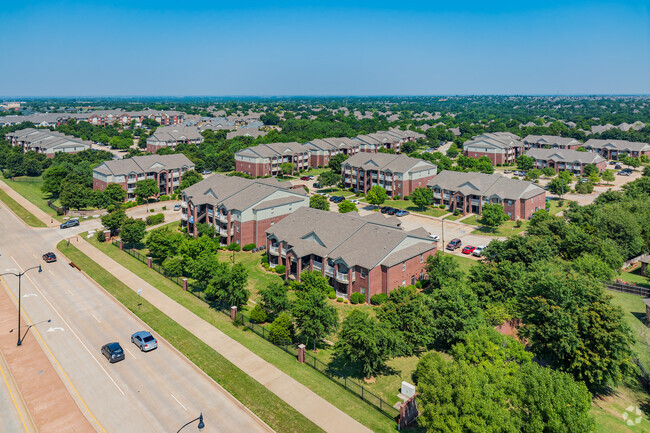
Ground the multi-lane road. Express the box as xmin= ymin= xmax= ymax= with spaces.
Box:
xmin=0 ymin=205 xmax=272 ymax=433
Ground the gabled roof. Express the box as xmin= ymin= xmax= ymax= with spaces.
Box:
xmin=525 ymin=148 xmax=606 ymax=164
xmin=463 ymin=132 xmax=523 ymax=150
xmin=93 ymin=154 xmax=195 ymax=176
xmin=523 ymin=135 xmax=581 ymax=147
xmin=427 ymin=171 xmax=545 ymax=200
xmin=5 ymin=128 xmax=92 ymax=150
xmin=148 ymin=125 xmax=203 ymax=143
xmin=236 ymin=142 xmax=305 ymax=159
xmin=342 ymin=153 xmax=437 ymax=175
xmin=582 ymin=138 xmax=650 ymax=153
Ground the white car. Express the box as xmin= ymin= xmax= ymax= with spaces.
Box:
xmin=350 ymin=199 xmax=361 ymax=204
xmin=473 ymin=245 xmax=486 ymax=257
xmin=428 ymin=234 xmax=440 ymax=242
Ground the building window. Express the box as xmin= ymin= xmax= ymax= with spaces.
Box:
xmin=402 ymin=280 xmax=406 ymax=286
xmin=402 ymin=262 xmax=406 ymax=271
xmin=360 ymin=269 xmax=367 ymax=278
xmin=360 ymin=288 xmax=365 ymax=294
xmin=411 ymin=276 xmax=415 ymax=285
xmin=420 ymin=254 xmax=423 ymax=263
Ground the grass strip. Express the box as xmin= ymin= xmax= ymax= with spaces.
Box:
xmin=0 ymin=188 xmax=47 ymax=227
xmin=57 ymin=240 xmax=325 ymax=433
xmin=85 ymin=236 xmax=398 ymax=433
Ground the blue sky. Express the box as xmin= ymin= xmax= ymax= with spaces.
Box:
xmin=1 ymin=1 xmax=649 ymax=96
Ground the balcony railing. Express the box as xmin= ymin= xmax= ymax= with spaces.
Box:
xmin=181 ymin=201 xmax=188 ymax=208
xmin=219 ymin=228 xmax=228 ymax=236
xmin=313 ymin=262 xmax=322 ymax=271
xmin=336 ymin=272 xmax=349 ymax=283
xmin=281 ymin=248 xmax=287 ymax=256
xmin=180 ymin=214 xmax=187 ymax=221
xmin=325 ymin=265 xmax=335 ymax=277
xmin=218 ymin=214 xmax=228 ymax=223
xmin=269 ymin=246 xmax=279 ymax=255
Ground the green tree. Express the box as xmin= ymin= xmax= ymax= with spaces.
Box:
xmin=318 ymin=170 xmax=341 ymax=188
xmin=425 ymin=251 xmax=464 ymax=290
xmin=451 ymin=326 xmax=532 ymax=373
xmin=583 ymin=164 xmax=598 ymax=177
xmin=280 ymin=162 xmax=294 ymax=176
xmin=621 ymin=155 xmax=641 ymax=169
xmin=333 ymin=309 xmax=396 ymax=378
xmin=601 ymin=169 xmax=615 ymax=183
xmin=429 ymin=283 xmax=483 ymax=348
xmin=59 ymin=183 xmax=91 ymax=210
xmin=525 ymin=168 xmax=542 ymax=180
xmin=643 ymin=165 xmax=650 ymax=177
xmin=410 ymin=187 xmax=433 ymax=210
xmin=258 ymin=281 xmax=290 ymax=319
xmin=479 ymin=203 xmax=510 ymax=232
xmin=366 ymin=185 xmax=388 ymax=207
xmin=187 ymin=251 xmax=223 ymax=289
xmin=145 ymin=227 xmax=183 ymax=261
xmin=180 ymin=170 xmax=203 ymax=190
xmin=162 ymin=255 xmax=185 ymax=277
xmin=268 ymin=312 xmax=295 ymax=345
xmin=547 ymin=177 xmax=570 ymax=198
xmin=134 ymin=178 xmax=159 ymax=212
xmin=309 ymin=194 xmax=329 ymax=211
xmin=338 ymin=200 xmax=357 ymax=213
xmin=206 ymin=263 xmax=249 ymax=309
xmin=292 ymin=282 xmax=339 ymax=351
xmin=103 ymin=183 xmax=127 ymax=203
xmin=541 ymin=167 xmax=556 ymax=177
xmin=328 ymin=154 xmax=349 ymax=172
xmin=120 ymin=217 xmax=146 ymax=244
xmin=516 ymin=155 xmax=535 ymax=171
xmin=101 ymin=209 xmax=126 ymax=235
xmin=41 ymin=164 xmax=69 ymax=196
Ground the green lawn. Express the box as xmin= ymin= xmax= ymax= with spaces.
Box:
xmin=359 ymin=198 xmax=449 ymax=218
xmin=1 ymin=176 xmax=61 ymax=220
xmin=316 ymin=187 xmax=355 ymax=198
xmin=461 ymin=215 xmax=528 ymax=237
xmin=449 ymin=253 xmax=478 ymax=274
xmin=546 ymin=198 xmax=570 ymax=215
xmin=56 ymin=241 xmax=325 ymax=433
xmin=618 ymin=266 xmax=650 ymax=288
xmin=301 ymin=167 xmax=330 ymax=178
xmin=83 ymin=237 xmax=397 ymax=433
xmin=609 ymin=291 xmax=650 ymax=368
xmin=443 ymin=213 xmax=464 ymax=221
xmin=0 ymin=187 xmax=47 ymax=227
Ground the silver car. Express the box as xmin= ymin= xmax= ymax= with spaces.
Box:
xmin=473 ymin=245 xmax=486 ymax=257
xmin=131 ymin=331 xmax=158 ymax=352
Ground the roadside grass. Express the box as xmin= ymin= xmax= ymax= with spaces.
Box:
xmin=608 ymin=291 xmax=650 ymax=368
xmin=301 ymin=167 xmax=330 ymax=178
xmin=0 ymin=187 xmax=47 ymax=227
xmin=591 ymin=378 xmax=650 ymax=433
xmin=82 ymin=236 xmax=397 ymax=433
xmin=448 ymin=253 xmax=478 ymax=274
xmin=618 ymin=267 xmax=650 ymax=288
xmin=1 ymin=176 xmax=61 ymax=220
xmin=382 ymin=199 xmax=449 ymax=218
xmin=461 ymin=215 xmax=528 ymax=237
xmin=56 ymin=240 xmax=325 ymax=433
xmin=443 ymin=213 xmax=464 ymax=221
xmin=317 ymin=188 xmax=355 ymax=198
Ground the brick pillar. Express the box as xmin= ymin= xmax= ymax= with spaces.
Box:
xmin=104 ymin=230 xmax=111 ymax=242
xmin=296 ymin=258 xmax=302 ymax=282
xmin=347 ymin=268 xmax=353 ymax=299
xmin=147 ymin=257 xmax=152 ymax=268
xmin=226 ymin=213 xmax=231 ymax=245
xmin=119 ymin=241 xmax=124 ymax=250
xmin=297 ymin=344 xmax=306 ymax=363
xmin=182 ymin=278 xmax=188 ymax=291
xmin=230 ymin=306 xmax=237 ymax=321
xmin=192 ymin=204 xmax=198 ymax=237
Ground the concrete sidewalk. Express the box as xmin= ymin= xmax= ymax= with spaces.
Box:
xmin=0 ymin=180 xmax=58 ymax=228
xmin=72 ymin=238 xmax=372 ymax=433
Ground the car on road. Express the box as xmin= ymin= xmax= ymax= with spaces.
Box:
xmin=579 ymin=178 xmax=588 ymax=183
xmin=462 ymin=245 xmax=476 ymax=255
xmin=131 ymin=331 xmax=158 ymax=352
xmin=300 ymin=176 xmax=311 ymax=180
xmin=446 ymin=238 xmax=462 ymax=251
xmin=428 ymin=234 xmax=440 ymax=242
xmin=503 ymin=169 xmax=512 ymax=174
xmin=609 ymin=161 xmax=617 ymax=165
xmin=349 ymin=199 xmax=361 ymax=204
xmin=60 ymin=219 xmax=79 ymax=229
xmin=395 ymin=209 xmax=410 ymax=217
xmin=101 ymin=342 xmax=125 ymax=363
xmin=473 ymin=245 xmax=486 ymax=257
xmin=380 ymin=206 xmax=394 ymax=214
xmin=173 ymin=204 xmax=181 ymax=211
xmin=42 ymin=252 xmax=57 ymax=263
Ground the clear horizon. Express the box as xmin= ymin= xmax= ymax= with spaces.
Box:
xmin=2 ymin=1 xmax=649 ymax=97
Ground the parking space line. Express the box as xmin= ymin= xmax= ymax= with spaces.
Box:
xmin=91 ymin=313 xmax=101 ymax=323
xmin=170 ymin=393 xmax=187 ymax=411
xmin=124 ymin=347 xmax=137 ymax=360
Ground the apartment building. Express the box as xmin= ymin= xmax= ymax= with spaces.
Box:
xmin=582 ymin=139 xmax=650 ymax=160
xmin=5 ymin=128 xmax=92 ymax=157
xmin=427 ymin=171 xmax=546 ymax=221
xmin=523 ymin=135 xmax=581 ymax=150
xmin=303 ymin=137 xmax=361 ymax=167
xmin=266 ymin=207 xmax=437 ymax=300
xmin=524 ymin=148 xmax=607 ymax=174
xmin=463 ymin=132 xmax=525 ymax=165
xmin=353 ymin=129 xmax=424 ymax=153
xmin=92 ymin=154 xmax=195 ymax=199
xmin=180 ymin=174 xmax=309 ymax=247
xmin=342 ymin=153 xmax=437 ymax=197
xmin=234 ymin=142 xmax=310 ymax=177
xmin=145 ymin=125 xmax=204 ymax=153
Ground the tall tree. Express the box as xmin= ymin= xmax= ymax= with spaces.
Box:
xmin=366 ymin=185 xmax=388 ymax=207
xmin=547 ymin=177 xmax=570 ymax=199
xmin=480 ymin=203 xmax=509 ymax=232
xmin=179 ymin=170 xmax=203 ymax=190
xmin=101 ymin=209 xmax=126 ymax=235
xmin=134 ymin=178 xmax=159 ymax=212
xmin=425 ymin=251 xmax=464 ymax=290
xmin=516 ymin=155 xmax=535 ymax=171
xmin=338 ymin=200 xmax=357 ymax=213
xmin=328 ymin=154 xmax=349 ymax=172
xmin=103 ymin=183 xmax=127 ymax=203
xmin=120 ymin=218 xmax=146 ymax=245
xmin=258 ymin=281 xmax=290 ymax=319
xmin=206 ymin=263 xmax=249 ymax=308
xmin=410 ymin=187 xmax=433 ymax=210
xmin=318 ymin=170 xmax=341 ymax=188
xmin=292 ymin=281 xmax=338 ymax=350
xmin=309 ymin=194 xmax=329 ymax=211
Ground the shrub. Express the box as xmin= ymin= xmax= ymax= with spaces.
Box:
xmin=268 ymin=312 xmax=295 ymax=345
xmin=439 ymin=204 xmax=446 ymax=209
xmin=304 ymin=187 xmax=309 ymax=193
xmin=150 ymin=209 xmax=155 ymax=213
xmin=227 ymin=243 xmax=241 ymax=251
xmin=263 ymin=263 xmax=271 ymax=271
xmin=274 ymin=265 xmax=286 ymax=274
xmin=96 ymin=230 xmax=106 ymax=242
xmin=121 ymin=201 xmax=136 ymax=210
xmin=343 ymin=300 xmax=348 ymax=304
xmin=336 ymin=297 xmax=343 ymax=303
xmin=392 ymin=195 xmax=401 ymax=200
xmin=106 ymin=204 xmax=116 ymax=213
xmin=415 ymin=280 xmax=423 ymax=289
xmin=403 ymin=195 xmax=410 ymax=200
xmin=350 ymin=292 xmax=365 ymax=304
xmin=249 ymin=305 xmax=267 ymax=324
xmin=261 ymin=254 xmax=269 ymax=264
xmin=243 ymin=243 xmax=256 ymax=252
xmin=370 ymin=293 xmax=388 ymax=305
xmin=162 ymin=206 xmax=167 ymax=211
xmin=145 ymin=213 xmax=165 ymax=226
xmin=453 ymin=209 xmax=461 ymax=216
xmin=328 ymin=291 xmax=336 ymax=299
xmin=159 ymin=195 xmax=170 ymax=201
xmin=515 ymin=219 xmax=523 ymax=228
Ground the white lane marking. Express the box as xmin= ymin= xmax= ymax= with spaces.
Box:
xmin=11 ymin=257 xmax=126 ymax=396
xmin=91 ymin=313 xmax=101 ymax=323
xmin=66 ymin=289 xmax=73 ymax=296
xmin=170 ymin=393 xmax=187 ymax=411
xmin=124 ymin=346 xmax=137 ymax=360
xmin=47 ymin=327 xmax=65 ymax=332
xmin=48 ymin=269 xmax=54 ymax=276
xmin=23 ymin=293 xmax=38 ymax=298
xmin=32 ymin=253 xmax=37 ymax=259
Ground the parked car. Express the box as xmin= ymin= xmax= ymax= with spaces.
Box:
xmin=60 ymin=219 xmax=79 ymax=229
xmin=462 ymin=245 xmax=476 ymax=255
xmin=503 ymin=169 xmax=512 ymax=174
xmin=202 ymin=170 xmax=212 ymax=175
xmin=101 ymin=342 xmax=125 ymax=363
xmin=615 ymin=164 xmax=622 ymax=170
xmin=300 ymin=176 xmax=311 ymax=181
xmin=609 ymin=161 xmax=617 ymax=165
xmin=387 ymin=208 xmax=398 ymax=215
xmin=622 ymin=168 xmax=633 ymax=173
xmin=618 ymin=171 xmax=631 ymax=176
xmin=428 ymin=234 xmax=440 ymax=242
xmin=473 ymin=245 xmax=486 ymax=257
xmin=173 ymin=204 xmax=181 ymax=211
xmin=42 ymin=252 xmax=57 ymax=263
xmin=329 ymin=195 xmax=344 ymax=203
xmin=131 ymin=331 xmax=158 ymax=352
xmin=579 ymin=178 xmax=588 ymax=183
xmin=395 ymin=209 xmax=410 ymax=217
xmin=312 ymin=182 xmax=322 ymax=188
xmin=380 ymin=206 xmax=393 ymax=214
xmin=446 ymin=238 xmax=462 ymax=251
xmin=349 ymin=199 xmax=361 ymax=204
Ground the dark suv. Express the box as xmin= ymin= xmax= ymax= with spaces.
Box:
xmin=446 ymin=238 xmax=462 ymax=251
xmin=380 ymin=206 xmax=394 ymax=214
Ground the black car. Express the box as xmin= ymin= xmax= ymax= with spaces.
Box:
xmin=609 ymin=161 xmax=617 ymax=165
xmin=615 ymin=164 xmax=622 ymax=170
xmin=101 ymin=342 xmax=125 ymax=363
xmin=60 ymin=219 xmax=79 ymax=229
xmin=387 ymin=208 xmax=398 ymax=215
xmin=330 ymin=196 xmax=345 ymax=203
xmin=380 ymin=206 xmax=393 ymax=214
xmin=312 ymin=182 xmax=322 ymax=188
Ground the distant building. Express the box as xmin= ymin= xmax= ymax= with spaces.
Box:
xmin=266 ymin=207 xmax=437 ymax=300
xmin=234 ymin=142 xmax=310 ymax=177
xmin=303 ymin=137 xmax=361 ymax=167
xmin=463 ymin=132 xmax=525 ymax=165
xmin=427 ymin=171 xmax=546 ymax=221
xmin=180 ymin=174 xmax=309 ymax=247
xmin=525 ymin=148 xmax=607 ymax=174
xmin=146 ymin=125 xmax=204 ymax=153
xmin=582 ymin=139 xmax=650 ymax=160
xmin=5 ymin=128 xmax=92 ymax=157
xmin=523 ymin=135 xmax=581 ymax=150
xmin=92 ymin=154 xmax=195 ymax=199
xmin=342 ymin=153 xmax=437 ymax=198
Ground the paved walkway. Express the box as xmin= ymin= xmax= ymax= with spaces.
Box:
xmin=0 ymin=180 xmax=58 ymax=228
xmin=72 ymin=238 xmax=372 ymax=433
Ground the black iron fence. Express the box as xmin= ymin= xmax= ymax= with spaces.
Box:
xmin=111 ymin=240 xmax=399 ymax=419
xmin=606 ymin=282 xmax=650 ymax=298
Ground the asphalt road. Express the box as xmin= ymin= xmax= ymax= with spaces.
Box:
xmin=0 ymin=205 xmax=272 ymax=433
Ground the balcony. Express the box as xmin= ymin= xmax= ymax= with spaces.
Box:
xmin=219 ymin=228 xmax=228 ymax=237
xmin=218 ymin=214 xmax=228 ymax=223
xmin=325 ymin=265 xmax=335 ymax=277
xmin=181 ymin=201 xmax=188 ymax=208
xmin=313 ymin=262 xmax=322 ymax=271
xmin=181 ymin=214 xmax=187 ymax=221
xmin=336 ymin=272 xmax=349 ymax=283
xmin=269 ymin=246 xmax=279 ymax=255
xmin=281 ymin=248 xmax=287 ymax=256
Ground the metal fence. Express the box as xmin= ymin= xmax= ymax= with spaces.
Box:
xmin=606 ymin=282 xmax=650 ymax=298
xmin=111 ymin=240 xmax=399 ymax=420
xmin=47 ymin=200 xmax=64 ymax=215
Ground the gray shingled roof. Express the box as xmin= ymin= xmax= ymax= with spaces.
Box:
xmin=463 ymin=132 xmax=523 ymax=150
xmin=523 ymin=135 xmax=581 ymax=147
xmin=6 ymin=128 xmax=92 ymax=150
xmin=93 ymin=154 xmax=194 ymax=176
xmin=427 ymin=171 xmax=545 ymax=200
xmin=582 ymin=138 xmax=650 ymax=153
xmin=342 ymin=153 xmax=437 ymax=174
xmin=148 ymin=125 xmax=203 ymax=143
xmin=525 ymin=148 xmax=606 ymax=164
xmin=236 ymin=142 xmax=305 ymax=158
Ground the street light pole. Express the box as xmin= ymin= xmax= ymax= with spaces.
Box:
xmin=177 ymin=412 xmax=204 ymax=433
xmin=1 ymin=265 xmax=42 ymax=346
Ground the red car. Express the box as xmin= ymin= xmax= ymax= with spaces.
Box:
xmin=461 ymin=245 xmax=476 ymax=255
xmin=42 ymin=252 xmax=57 ymax=263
